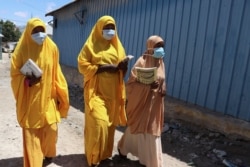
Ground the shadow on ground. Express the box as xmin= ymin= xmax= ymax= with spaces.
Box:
xmin=0 ymin=157 xmax=23 ymax=167
xmin=69 ymin=84 xmax=84 ymax=112
xmin=68 ymin=84 xmax=250 ymax=167
xmin=0 ymin=154 xmax=145 ymax=167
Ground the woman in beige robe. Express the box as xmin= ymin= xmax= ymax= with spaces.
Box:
xmin=118 ymin=35 xmax=166 ymax=167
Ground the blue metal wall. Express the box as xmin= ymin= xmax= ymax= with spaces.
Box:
xmin=50 ymin=0 xmax=250 ymax=121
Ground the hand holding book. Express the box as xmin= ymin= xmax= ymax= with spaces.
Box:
xmin=126 ymin=55 xmax=134 ymax=61
xmin=150 ymin=80 xmax=159 ymax=89
xmin=20 ymin=59 xmax=42 ymax=87
xmin=97 ymin=55 xmax=134 ymax=74
xmin=118 ymin=55 xmax=134 ymax=72
xmin=25 ymin=73 xmax=41 ymax=87
xmin=20 ymin=59 xmax=43 ymax=78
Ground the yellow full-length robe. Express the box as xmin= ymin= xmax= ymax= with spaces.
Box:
xmin=10 ymin=18 xmax=69 ymax=167
xmin=78 ymin=15 xmax=127 ymax=166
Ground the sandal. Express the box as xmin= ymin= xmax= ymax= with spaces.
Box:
xmin=118 ymin=148 xmax=127 ymax=159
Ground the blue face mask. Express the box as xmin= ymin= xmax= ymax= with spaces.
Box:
xmin=153 ymin=47 xmax=165 ymax=58
xmin=102 ymin=29 xmax=115 ymax=40
xmin=31 ymin=32 xmax=46 ymax=45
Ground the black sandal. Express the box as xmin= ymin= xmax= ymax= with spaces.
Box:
xmin=118 ymin=148 xmax=127 ymax=159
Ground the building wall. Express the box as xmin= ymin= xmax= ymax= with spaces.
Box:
xmin=50 ymin=0 xmax=250 ymax=122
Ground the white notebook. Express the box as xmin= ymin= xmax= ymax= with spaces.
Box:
xmin=126 ymin=55 xmax=134 ymax=60
xmin=135 ymin=67 xmax=157 ymax=84
xmin=20 ymin=59 xmax=43 ymax=78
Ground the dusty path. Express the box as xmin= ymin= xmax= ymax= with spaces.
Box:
xmin=0 ymin=53 xmax=189 ymax=167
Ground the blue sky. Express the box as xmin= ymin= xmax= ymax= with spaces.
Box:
xmin=0 ymin=0 xmax=73 ymax=26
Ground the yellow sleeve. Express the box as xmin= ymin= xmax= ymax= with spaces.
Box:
xmin=10 ymin=52 xmax=25 ymax=101
xmin=54 ymin=48 xmax=70 ymax=118
xmin=77 ymin=46 xmax=98 ymax=83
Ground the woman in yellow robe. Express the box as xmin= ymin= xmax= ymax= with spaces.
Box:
xmin=77 ymin=15 xmax=128 ymax=166
xmin=118 ymin=35 xmax=166 ymax=167
xmin=10 ymin=18 xmax=69 ymax=167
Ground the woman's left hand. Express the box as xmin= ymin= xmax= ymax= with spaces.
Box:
xmin=117 ymin=59 xmax=128 ymax=72
xmin=150 ymin=81 xmax=159 ymax=89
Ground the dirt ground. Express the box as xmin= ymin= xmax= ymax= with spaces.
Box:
xmin=1 ymin=52 xmax=250 ymax=167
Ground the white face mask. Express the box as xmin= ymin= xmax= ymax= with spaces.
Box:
xmin=31 ymin=32 xmax=46 ymax=45
xmin=102 ymin=29 xmax=115 ymax=40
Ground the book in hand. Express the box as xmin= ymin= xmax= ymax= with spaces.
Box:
xmin=20 ymin=59 xmax=43 ymax=78
xmin=123 ymin=55 xmax=134 ymax=62
xmin=135 ymin=67 xmax=157 ymax=84
xmin=126 ymin=55 xmax=134 ymax=60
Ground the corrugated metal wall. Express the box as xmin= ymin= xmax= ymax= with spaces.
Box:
xmin=51 ymin=0 xmax=250 ymax=121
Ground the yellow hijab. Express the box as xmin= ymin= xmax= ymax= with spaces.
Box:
xmin=14 ymin=18 xmax=46 ymax=55
xmin=78 ymin=15 xmax=126 ymax=83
